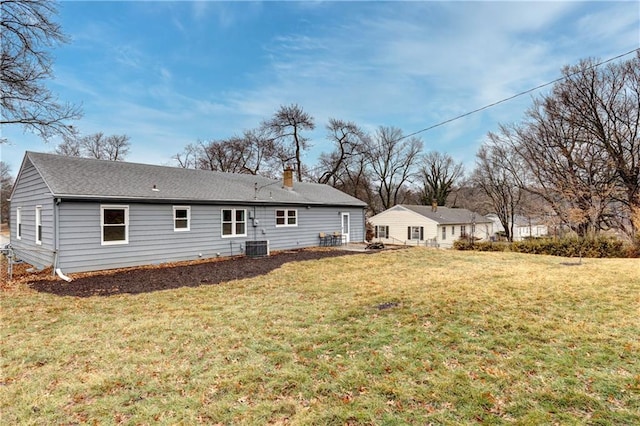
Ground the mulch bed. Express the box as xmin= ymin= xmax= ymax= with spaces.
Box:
xmin=25 ymin=248 xmax=372 ymax=298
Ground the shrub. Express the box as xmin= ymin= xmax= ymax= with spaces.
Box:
xmin=453 ymin=239 xmax=474 ymax=251
xmin=453 ymin=239 xmax=508 ymax=252
xmin=454 ymin=236 xmax=632 ymax=258
xmin=625 ymin=235 xmax=640 ymax=258
xmin=511 ymin=237 xmax=625 ymax=258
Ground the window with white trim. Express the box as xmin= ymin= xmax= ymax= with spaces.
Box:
xmin=101 ymin=205 xmax=129 ymax=245
xmin=35 ymin=206 xmax=42 ymax=245
xmin=222 ymin=209 xmax=246 ymax=237
xmin=16 ymin=207 xmax=22 ymax=240
xmin=173 ymin=206 xmax=190 ymax=231
xmin=451 ymin=226 xmax=455 ymax=236
xmin=461 ymin=225 xmax=467 ymax=236
xmin=275 ymin=209 xmax=297 ymax=227
xmin=374 ymin=225 xmax=389 ymax=239
xmin=442 ymin=226 xmax=446 ymax=240
xmin=407 ymin=226 xmax=424 ymax=240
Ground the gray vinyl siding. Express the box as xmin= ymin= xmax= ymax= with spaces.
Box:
xmin=56 ymin=202 xmax=366 ymax=273
xmin=9 ymin=159 xmax=56 ymax=270
xmin=246 ymin=205 xmax=365 ymax=250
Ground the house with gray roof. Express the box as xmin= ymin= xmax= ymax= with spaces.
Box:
xmin=486 ymin=213 xmax=548 ymax=241
xmin=368 ymin=204 xmax=493 ymax=248
xmin=9 ymin=151 xmax=366 ymax=274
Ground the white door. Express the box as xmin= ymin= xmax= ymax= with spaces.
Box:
xmin=341 ymin=212 xmax=350 ymax=243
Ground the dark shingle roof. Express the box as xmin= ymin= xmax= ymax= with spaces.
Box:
xmin=24 ymin=151 xmax=366 ymax=207
xmin=399 ymin=204 xmax=492 ymax=224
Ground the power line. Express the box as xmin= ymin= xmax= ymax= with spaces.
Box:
xmin=296 ymin=48 xmax=640 ymax=177
xmin=306 ymin=48 xmax=639 ymax=175
xmin=401 ymin=47 xmax=640 ymax=141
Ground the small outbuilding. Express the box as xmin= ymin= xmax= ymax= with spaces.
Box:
xmin=368 ymin=204 xmax=493 ymax=248
xmin=8 ymin=152 xmax=367 ymax=273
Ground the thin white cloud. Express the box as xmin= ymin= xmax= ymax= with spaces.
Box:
xmin=248 ymin=2 xmax=632 ymax=123
xmin=189 ymin=1 xmax=264 ymax=29
xmin=6 ymin=1 xmax=638 ymax=176
xmin=574 ymin=2 xmax=640 ymax=50
xmin=211 ymin=0 xmax=638 ymax=170
xmin=159 ymin=67 xmax=172 ymax=83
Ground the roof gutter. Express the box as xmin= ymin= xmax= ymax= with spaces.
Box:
xmin=51 ymin=194 xmax=367 ymax=208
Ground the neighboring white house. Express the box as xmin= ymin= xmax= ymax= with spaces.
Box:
xmin=486 ymin=214 xmax=548 ymax=241
xmin=369 ymin=204 xmax=493 ymax=248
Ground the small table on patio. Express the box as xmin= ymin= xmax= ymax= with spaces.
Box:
xmin=331 ymin=233 xmax=345 ymax=246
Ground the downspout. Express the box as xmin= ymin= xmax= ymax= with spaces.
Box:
xmin=52 ymin=198 xmax=59 ymax=276
xmin=53 ymin=198 xmax=71 ymax=281
xmin=56 ymin=268 xmax=73 ymax=282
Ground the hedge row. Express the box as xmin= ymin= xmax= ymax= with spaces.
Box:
xmin=453 ymin=240 xmax=506 ymax=252
xmin=453 ymin=237 xmax=635 ymax=258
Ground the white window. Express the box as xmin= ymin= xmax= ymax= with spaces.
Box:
xmin=275 ymin=209 xmax=297 ymax=227
xmin=16 ymin=207 xmax=22 ymax=240
xmin=101 ymin=205 xmax=129 ymax=245
xmin=173 ymin=206 xmax=190 ymax=231
xmin=35 ymin=206 xmax=42 ymax=245
xmin=442 ymin=226 xmax=446 ymax=240
xmin=451 ymin=226 xmax=455 ymax=236
xmin=374 ymin=225 xmax=389 ymax=238
xmin=407 ymin=226 xmax=424 ymax=240
xmin=461 ymin=225 xmax=467 ymax=236
xmin=222 ymin=209 xmax=246 ymax=237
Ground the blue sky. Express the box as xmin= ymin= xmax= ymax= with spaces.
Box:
xmin=2 ymin=1 xmax=639 ymax=176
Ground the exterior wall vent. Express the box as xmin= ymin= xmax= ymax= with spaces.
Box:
xmin=245 ymin=240 xmax=269 ymax=258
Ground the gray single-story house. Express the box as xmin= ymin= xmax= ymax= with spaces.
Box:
xmin=368 ymin=204 xmax=493 ymax=248
xmin=9 ymin=151 xmax=367 ymax=273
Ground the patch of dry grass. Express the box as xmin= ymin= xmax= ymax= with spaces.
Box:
xmin=2 ymin=249 xmax=639 ymax=424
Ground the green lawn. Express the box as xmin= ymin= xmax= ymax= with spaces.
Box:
xmin=2 ymin=248 xmax=639 ymax=425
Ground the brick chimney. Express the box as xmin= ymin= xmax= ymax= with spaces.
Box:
xmin=283 ymin=167 xmax=294 ymax=190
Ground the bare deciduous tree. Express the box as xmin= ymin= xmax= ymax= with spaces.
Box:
xmin=175 ymin=128 xmax=278 ymax=176
xmin=1 ymin=0 xmax=81 ymax=140
xmin=1 ymin=161 xmax=13 ymax=224
xmin=341 ymin=153 xmax=377 ymax=209
xmin=365 ymin=126 xmax=423 ymax=213
xmin=238 ymin=127 xmax=279 ymax=176
xmin=80 ymin=133 xmax=106 ymax=159
xmin=262 ymin=104 xmax=315 ymax=182
xmin=55 ymin=132 xmax=131 ymax=161
xmin=515 ymin=100 xmax=619 ymax=237
xmin=313 ymin=119 xmax=377 ymax=208
xmin=473 ymin=130 xmax=526 ymax=242
xmin=418 ymin=151 xmax=464 ymax=206
xmin=316 ymin=119 xmax=369 ymax=185
xmin=173 ymin=143 xmax=200 ymax=169
xmin=543 ymin=55 xmax=640 ymax=238
xmin=197 ymin=137 xmax=248 ymax=173
xmin=480 ymin=53 xmax=640 ymax=241
xmin=54 ymin=134 xmax=82 ymax=157
xmin=101 ymin=134 xmax=130 ymax=161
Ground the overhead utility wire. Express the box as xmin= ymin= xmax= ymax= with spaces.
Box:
xmin=302 ymin=47 xmax=639 ymax=177
xmin=400 ymin=47 xmax=640 ymax=141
